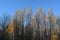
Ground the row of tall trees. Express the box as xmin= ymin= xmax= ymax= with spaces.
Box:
xmin=0 ymin=8 xmax=60 ymax=40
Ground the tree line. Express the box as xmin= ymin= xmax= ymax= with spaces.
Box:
xmin=0 ymin=7 xmax=60 ymax=40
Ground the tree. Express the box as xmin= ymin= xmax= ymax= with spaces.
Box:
xmin=14 ymin=9 xmax=21 ymax=40
xmin=56 ymin=16 xmax=60 ymax=40
xmin=35 ymin=7 xmax=41 ymax=40
xmin=31 ymin=16 xmax=36 ymax=40
xmin=6 ymin=19 xmax=15 ymax=40
xmin=25 ymin=7 xmax=33 ymax=40
xmin=1 ymin=14 xmax=10 ymax=40
xmin=48 ymin=8 xmax=57 ymax=40
xmin=42 ymin=10 xmax=47 ymax=40
xmin=19 ymin=8 xmax=25 ymax=40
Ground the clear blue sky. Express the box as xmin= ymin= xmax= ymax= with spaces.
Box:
xmin=0 ymin=0 xmax=60 ymax=29
xmin=0 ymin=0 xmax=60 ymax=18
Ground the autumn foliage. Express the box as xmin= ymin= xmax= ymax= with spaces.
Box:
xmin=0 ymin=8 xmax=60 ymax=40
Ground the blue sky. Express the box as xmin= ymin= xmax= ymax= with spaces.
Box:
xmin=0 ymin=0 xmax=60 ymax=29
xmin=0 ymin=0 xmax=60 ymax=18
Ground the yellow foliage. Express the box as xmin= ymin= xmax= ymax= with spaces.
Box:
xmin=50 ymin=15 xmax=55 ymax=25
xmin=36 ymin=7 xmax=41 ymax=14
xmin=51 ymin=34 xmax=58 ymax=40
xmin=6 ymin=20 xmax=14 ymax=37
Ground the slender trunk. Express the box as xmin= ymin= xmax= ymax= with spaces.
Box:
xmin=38 ymin=21 xmax=40 ymax=40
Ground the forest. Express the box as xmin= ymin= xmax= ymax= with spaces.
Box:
xmin=0 ymin=7 xmax=60 ymax=40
